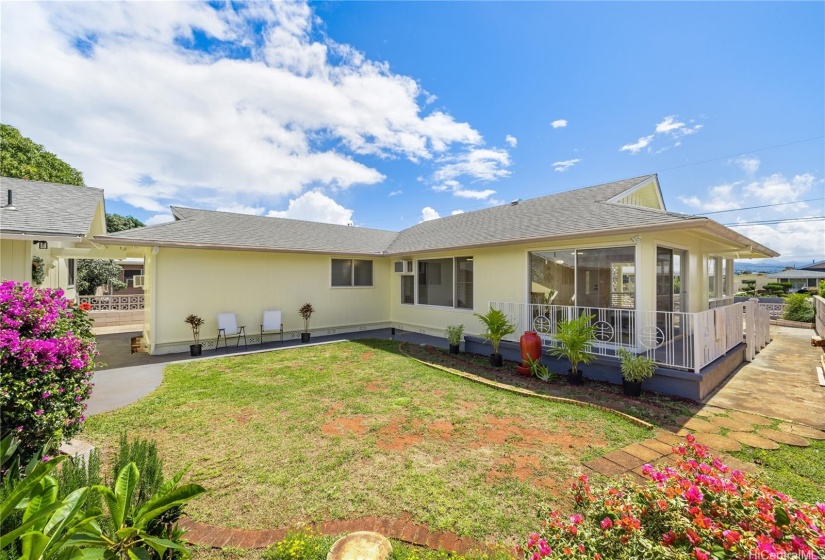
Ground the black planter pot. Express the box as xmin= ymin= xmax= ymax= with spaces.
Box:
xmin=301 ymin=332 xmax=311 ymax=343
xmin=622 ymin=379 xmax=643 ymax=397
xmin=449 ymin=344 xmax=460 ymax=355
xmin=489 ymin=353 xmax=503 ymax=367
xmin=189 ymin=344 xmax=202 ymax=357
xmin=567 ymin=369 xmax=584 ymax=385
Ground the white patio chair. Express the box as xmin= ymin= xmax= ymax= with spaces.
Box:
xmin=261 ymin=310 xmax=283 ymax=345
xmin=216 ymin=312 xmax=247 ymax=351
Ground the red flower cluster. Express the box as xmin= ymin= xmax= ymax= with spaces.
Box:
xmin=520 ymin=436 xmax=825 ymax=559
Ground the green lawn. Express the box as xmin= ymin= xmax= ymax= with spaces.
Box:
xmin=84 ymin=339 xmax=649 ymax=543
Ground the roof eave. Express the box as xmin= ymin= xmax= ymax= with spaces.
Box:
xmin=93 ymin=236 xmax=387 ymax=257
xmin=700 ymin=221 xmax=779 ymax=258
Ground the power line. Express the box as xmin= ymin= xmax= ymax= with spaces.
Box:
xmin=654 ymin=135 xmax=824 ymax=174
xmin=696 ymin=198 xmax=825 ymax=215
xmin=724 ymin=216 xmax=825 ymax=226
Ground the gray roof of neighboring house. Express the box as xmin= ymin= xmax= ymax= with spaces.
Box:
xmin=802 ymin=260 xmax=825 ymax=271
xmin=0 ymin=177 xmax=103 ymax=237
xmin=99 ymin=206 xmax=399 ymax=255
xmin=770 ymin=269 xmax=825 ymax=279
xmin=95 ymin=174 xmax=778 ymax=257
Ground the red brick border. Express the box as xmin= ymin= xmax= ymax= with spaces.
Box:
xmin=178 ymin=515 xmax=495 ymax=554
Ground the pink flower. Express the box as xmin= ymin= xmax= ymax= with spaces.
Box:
xmin=568 ymin=514 xmax=583 ymax=525
xmin=693 ymin=548 xmax=708 ymax=560
xmin=684 ymin=485 xmax=704 ymax=505
xmin=15 ymin=426 xmax=23 ymax=432
xmin=601 ymin=517 xmax=613 ymax=530
xmin=538 ymin=539 xmax=551 ymax=556
xmin=42 ymin=455 xmax=51 ymax=462
xmin=34 ymin=409 xmax=43 ymax=416
xmin=42 ymin=391 xmax=51 ymax=398
xmin=686 ymin=433 xmax=696 ymax=443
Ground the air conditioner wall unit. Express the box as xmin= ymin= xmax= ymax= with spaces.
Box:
xmin=393 ymin=260 xmax=413 ymax=274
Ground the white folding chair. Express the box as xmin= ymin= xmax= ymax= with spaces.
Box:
xmin=216 ymin=312 xmax=247 ymax=351
xmin=261 ymin=310 xmax=283 ymax=345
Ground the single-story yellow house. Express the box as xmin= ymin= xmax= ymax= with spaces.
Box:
xmin=0 ymin=178 xmax=108 ymax=299
xmin=93 ymin=174 xmax=777 ymax=397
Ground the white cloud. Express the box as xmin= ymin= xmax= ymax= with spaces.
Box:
xmin=621 ymin=114 xmax=703 ymax=154
xmin=1 ymin=1 xmax=492 ymax=216
xmin=420 ymin=207 xmax=440 ymax=222
xmin=505 ymin=134 xmax=517 ymax=148
xmin=388 ymin=190 xmax=402 ymax=197
xmin=678 ymin=182 xmax=741 ymax=212
xmin=551 ymin=119 xmax=568 ymax=129
xmin=731 ymin=156 xmax=760 ymax=175
xmin=731 ymin=219 xmax=824 ymax=260
xmin=215 ymin=203 xmax=265 ymax=215
xmin=619 ymin=135 xmax=655 ymax=154
xmin=742 ymin=173 xmax=815 ymax=205
xmin=655 ymin=115 xmax=685 ymax=134
xmin=552 ymin=158 xmax=581 ymax=172
xmin=453 ymin=187 xmax=497 ymax=199
xmin=144 ymin=213 xmax=175 ymax=226
xmin=267 ymin=191 xmax=353 ymax=224
xmin=433 ymin=148 xmax=511 ymax=182
xmin=450 ymin=209 xmax=464 ymax=215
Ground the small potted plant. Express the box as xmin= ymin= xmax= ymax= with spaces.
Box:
xmin=445 ymin=324 xmax=464 ymax=354
xmin=525 ymin=354 xmax=556 ymax=382
xmin=299 ymin=303 xmax=315 ymax=343
xmin=548 ymin=312 xmax=596 ymax=385
xmin=184 ymin=314 xmax=205 ymax=356
xmin=474 ymin=307 xmax=516 ymax=367
xmin=617 ymin=348 xmax=657 ymax=396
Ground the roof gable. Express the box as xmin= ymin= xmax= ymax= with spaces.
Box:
xmin=0 ymin=177 xmax=104 ymax=237
xmin=607 ymin=176 xmax=666 ymax=210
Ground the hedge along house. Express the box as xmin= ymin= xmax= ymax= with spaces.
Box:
xmin=0 ymin=177 xmax=109 ymax=299
xmin=94 ymin=175 xmax=778 ymax=399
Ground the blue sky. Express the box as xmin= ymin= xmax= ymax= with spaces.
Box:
xmin=2 ymin=1 xmax=823 ymax=261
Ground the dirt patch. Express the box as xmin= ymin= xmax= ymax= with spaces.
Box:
xmin=321 ymin=416 xmax=369 ymax=436
xmin=234 ymin=407 xmax=256 ymax=425
xmin=364 ymin=381 xmax=387 ymax=392
xmin=427 ymin=421 xmax=454 ymax=440
xmin=473 ymin=416 xmax=605 ymax=452
xmin=459 ymin=401 xmax=478 ymax=410
xmin=487 ymin=455 xmax=542 ymax=483
xmin=325 ymin=403 xmax=344 ymax=416
xmin=376 ymin=418 xmax=424 ymax=451
xmin=360 ymin=352 xmax=374 ymax=361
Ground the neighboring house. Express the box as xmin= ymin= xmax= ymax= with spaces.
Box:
xmin=802 ymin=259 xmax=825 ymax=272
xmin=95 ymin=174 xmax=777 ymax=382
xmin=0 ymin=177 xmax=108 ymax=299
xmin=109 ymin=258 xmax=145 ymax=296
xmin=768 ymin=268 xmax=825 ymax=291
xmin=733 ymin=273 xmax=770 ymax=294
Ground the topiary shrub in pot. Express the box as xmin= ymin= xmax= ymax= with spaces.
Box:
xmin=548 ymin=312 xmax=595 ymax=385
xmin=298 ymin=303 xmax=315 ymax=343
xmin=184 ymin=314 xmax=204 ymax=356
xmin=445 ymin=324 xmax=464 ymax=354
xmin=617 ymin=347 xmax=657 ymax=397
xmin=474 ymin=307 xmax=516 ymax=367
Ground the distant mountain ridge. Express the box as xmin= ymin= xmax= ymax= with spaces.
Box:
xmin=734 ymin=259 xmax=820 ymax=274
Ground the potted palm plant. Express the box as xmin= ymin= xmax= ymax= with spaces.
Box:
xmin=445 ymin=324 xmax=464 ymax=354
xmin=298 ymin=303 xmax=315 ymax=343
xmin=474 ymin=307 xmax=516 ymax=367
xmin=548 ymin=312 xmax=596 ymax=385
xmin=617 ymin=348 xmax=657 ymax=396
xmin=184 ymin=314 xmax=204 ymax=356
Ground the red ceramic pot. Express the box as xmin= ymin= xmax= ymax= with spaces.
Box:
xmin=517 ymin=331 xmax=542 ymax=375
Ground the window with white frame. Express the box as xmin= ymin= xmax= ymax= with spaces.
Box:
xmin=331 ymin=259 xmax=373 ymax=287
xmin=67 ymin=259 xmax=76 ymax=287
xmin=402 ymin=256 xmax=474 ymax=308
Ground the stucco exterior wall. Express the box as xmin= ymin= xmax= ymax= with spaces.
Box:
xmin=149 ymin=247 xmax=391 ymax=354
xmin=1 ymin=239 xmax=31 ymax=282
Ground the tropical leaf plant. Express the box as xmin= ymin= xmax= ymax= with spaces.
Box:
xmin=547 ymin=312 xmax=596 ymax=374
xmin=473 ymin=307 xmax=516 ymax=355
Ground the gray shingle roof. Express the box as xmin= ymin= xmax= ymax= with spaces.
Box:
xmin=99 ymin=207 xmax=399 ymax=255
xmin=0 ymin=177 xmax=103 ymax=237
xmin=385 ymin=175 xmax=701 ymax=254
xmin=95 ymin=175 xmax=772 ymax=256
xmin=769 ymin=269 xmax=825 ymax=279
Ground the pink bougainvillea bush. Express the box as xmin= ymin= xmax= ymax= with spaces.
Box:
xmin=521 ymin=435 xmax=824 ymax=560
xmin=0 ymin=280 xmax=96 ymax=459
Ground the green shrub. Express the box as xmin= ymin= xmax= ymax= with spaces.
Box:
xmin=783 ymin=293 xmax=814 ymax=322
xmin=55 ymin=448 xmax=103 ymax=515
xmin=264 ymin=530 xmax=335 ymax=560
xmin=110 ymin=432 xmax=165 ymax=509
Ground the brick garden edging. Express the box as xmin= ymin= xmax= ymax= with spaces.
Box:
xmin=398 ymin=342 xmax=655 ymax=430
xmin=179 ymin=515 xmax=495 ymax=554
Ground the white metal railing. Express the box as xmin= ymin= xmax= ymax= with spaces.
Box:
xmin=77 ymin=294 xmax=144 ymax=311
xmin=489 ymin=301 xmax=749 ymax=373
xmin=759 ymin=302 xmax=786 ymax=320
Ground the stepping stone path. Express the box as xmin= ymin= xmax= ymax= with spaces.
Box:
xmin=726 ymin=431 xmax=780 ymax=450
xmin=585 ymin=406 xmax=821 ymax=482
xmin=756 ymin=429 xmax=811 ymax=447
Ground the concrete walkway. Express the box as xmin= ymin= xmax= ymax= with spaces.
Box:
xmin=703 ymin=326 xmax=825 ymax=429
